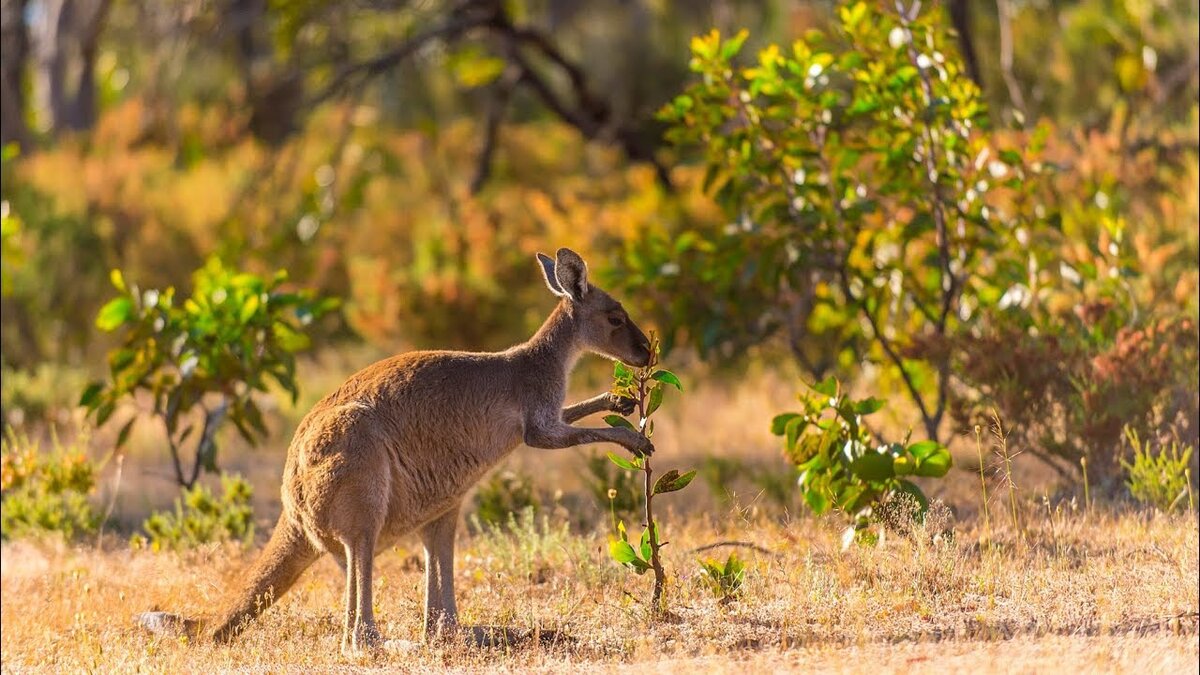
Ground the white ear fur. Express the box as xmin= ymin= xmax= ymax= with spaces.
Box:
xmin=537 ymin=253 xmax=569 ymax=297
xmin=554 ymin=248 xmax=589 ymax=300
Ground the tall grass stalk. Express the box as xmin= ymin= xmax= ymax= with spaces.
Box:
xmin=974 ymin=425 xmax=991 ymax=543
xmin=1080 ymin=456 xmax=1091 ymax=514
xmin=990 ymin=410 xmax=1022 ymax=539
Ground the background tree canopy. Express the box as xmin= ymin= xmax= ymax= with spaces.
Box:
xmin=1 ymin=0 xmax=1197 ymax=473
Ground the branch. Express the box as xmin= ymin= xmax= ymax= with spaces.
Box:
xmin=469 ymin=66 xmax=519 ymax=194
xmin=308 ymin=10 xmax=491 ymax=107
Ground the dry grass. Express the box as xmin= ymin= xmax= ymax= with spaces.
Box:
xmin=3 ymin=361 xmax=1198 ymax=672
xmin=2 ymin=508 xmax=1196 ymax=672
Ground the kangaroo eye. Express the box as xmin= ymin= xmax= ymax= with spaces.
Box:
xmin=607 ymin=316 xmax=624 ymax=327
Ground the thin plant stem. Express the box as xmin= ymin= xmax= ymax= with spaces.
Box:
xmin=974 ymin=425 xmax=991 ymax=544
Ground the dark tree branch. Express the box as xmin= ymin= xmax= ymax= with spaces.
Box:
xmin=946 ymin=0 xmax=982 ymax=87
xmin=470 ymin=65 xmax=519 ymax=194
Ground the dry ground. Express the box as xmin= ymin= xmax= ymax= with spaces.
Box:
xmin=2 ymin=509 xmax=1197 ymax=673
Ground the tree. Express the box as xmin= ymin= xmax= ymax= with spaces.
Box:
xmin=619 ymin=2 xmax=1053 ymax=443
xmin=29 ymin=0 xmax=112 ymax=134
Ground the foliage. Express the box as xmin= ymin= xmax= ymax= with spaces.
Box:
xmin=1 ymin=429 xmax=100 ymax=540
xmin=472 ymin=470 xmax=539 ymax=530
xmin=951 ymin=316 xmax=1199 ymax=480
xmin=133 ymin=473 xmax=255 ymax=551
xmin=1121 ymin=427 xmax=1195 ymax=513
xmin=604 ymin=334 xmax=692 ymax=615
xmin=81 ymin=258 xmax=336 ymax=489
xmin=1 ymin=363 xmax=90 ymax=429
xmin=698 ymin=551 xmax=747 ymax=603
xmin=626 ymin=2 xmax=1053 ymax=442
xmin=772 ymin=376 xmax=951 ymax=545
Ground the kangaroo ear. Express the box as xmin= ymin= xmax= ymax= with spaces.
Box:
xmin=554 ymin=247 xmax=589 ymax=301
xmin=537 ymin=253 xmax=568 ymax=297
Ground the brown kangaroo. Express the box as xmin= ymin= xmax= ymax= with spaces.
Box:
xmin=137 ymin=248 xmax=653 ymax=653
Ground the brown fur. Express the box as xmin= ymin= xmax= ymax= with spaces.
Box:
xmin=137 ymin=248 xmax=652 ymax=653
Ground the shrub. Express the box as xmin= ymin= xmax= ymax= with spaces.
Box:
xmin=698 ymin=552 xmax=747 ymax=603
xmin=134 ymin=473 xmax=255 ymax=551
xmin=772 ymin=376 xmax=951 ymax=546
xmin=0 ymin=429 xmax=100 ymax=540
xmin=81 ymin=258 xmax=337 ymax=489
xmin=1121 ymin=427 xmax=1195 ymax=512
xmin=623 ymin=1 xmax=1053 ymax=442
xmin=471 ymin=470 xmax=539 ymax=530
xmin=950 ymin=315 xmax=1199 ymax=481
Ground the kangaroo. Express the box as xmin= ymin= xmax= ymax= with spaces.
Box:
xmin=137 ymin=248 xmax=653 ymax=653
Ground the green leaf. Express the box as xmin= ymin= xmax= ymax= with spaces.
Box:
xmin=604 ymin=414 xmax=636 ymax=431
xmin=770 ymin=412 xmax=802 ymax=436
xmin=851 ymin=452 xmax=895 ymax=481
xmin=606 ymin=451 xmax=642 ymax=471
xmin=653 ymin=469 xmax=697 ymax=495
xmin=810 ymin=376 xmax=838 ymax=397
xmin=109 ymin=269 xmax=127 ymax=292
xmin=913 ymin=446 xmax=952 ymax=477
xmin=785 ymin=416 xmax=807 ymax=452
xmin=853 ymin=397 xmax=884 ymax=415
xmin=651 ymin=370 xmax=683 ymax=391
xmin=804 ymin=488 xmax=830 ymax=514
xmin=908 ymin=440 xmax=943 ymax=459
xmin=79 ymin=382 xmax=104 ymax=408
xmin=609 ymin=538 xmax=638 ymax=564
xmin=95 ymin=297 xmax=134 ymax=331
xmin=639 ymin=526 xmax=653 ymax=561
xmin=893 ymin=454 xmax=916 ymax=476
xmin=646 ymin=387 xmax=664 ymax=416
xmin=115 ymin=417 xmax=136 ymax=448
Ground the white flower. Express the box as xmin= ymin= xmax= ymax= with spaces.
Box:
xmin=888 ymin=27 xmax=909 ymax=49
xmin=916 ymin=53 xmax=933 ymax=69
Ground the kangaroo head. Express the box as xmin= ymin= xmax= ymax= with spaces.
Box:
xmin=537 ymin=248 xmax=652 ymax=367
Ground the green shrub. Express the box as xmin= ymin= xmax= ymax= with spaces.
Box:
xmin=1121 ymin=427 xmax=1195 ymax=512
xmin=699 ymin=552 xmax=747 ymax=603
xmin=471 ymin=470 xmax=539 ymax=530
xmin=134 ymin=473 xmax=255 ymax=551
xmin=0 ymin=429 xmax=100 ymax=540
xmin=81 ymin=258 xmax=337 ymax=489
xmin=772 ymin=377 xmax=952 ymax=546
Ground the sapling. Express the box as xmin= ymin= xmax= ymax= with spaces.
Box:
xmin=604 ymin=332 xmax=694 ymax=616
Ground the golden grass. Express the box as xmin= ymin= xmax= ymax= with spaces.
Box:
xmin=2 ymin=507 xmax=1196 ymax=672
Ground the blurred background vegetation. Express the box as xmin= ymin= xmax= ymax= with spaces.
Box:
xmin=0 ymin=0 xmax=1196 ymax=535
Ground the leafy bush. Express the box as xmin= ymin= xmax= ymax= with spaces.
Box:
xmin=81 ymin=258 xmax=337 ymax=489
xmin=772 ymin=377 xmax=951 ymax=546
xmin=472 ymin=470 xmax=539 ymax=530
xmin=1 ymin=362 xmax=90 ymax=429
xmin=698 ymin=552 xmax=747 ymax=603
xmin=1 ymin=429 xmax=100 ymax=540
xmin=1121 ymin=428 xmax=1195 ymax=512
xmin=623 ymin=1 xmax=1053 ymax=442
xmin=134 ymin=473 xmax=255 ymax=551
xmin=950 ymin=316 xmax=1199 ymax=480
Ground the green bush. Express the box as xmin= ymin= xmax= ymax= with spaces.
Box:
xmin=134 ymin=473 xmax=255 ymax=551
xmin=772 ymin=377 xmax=951 ymax=546
xmin=471 ymin=470 xmax=539 ymax=530
xmin=1121 ymin=427 xmax=1194 ymax=512
xmin=81 ymin=258 xmax=337 ymax=489
xmin=1 ymin=429 xmax=101 ymax=540
xmin=699 ymin=552 xmax=747 ymax=603
xmin=622 ymin=1 xmax=1053 ymax=443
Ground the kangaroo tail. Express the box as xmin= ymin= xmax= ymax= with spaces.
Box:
xmin=208 ymin=516 xmax=319 ymax=643
xmin=136 ymin=516 xmax=319 ymax=644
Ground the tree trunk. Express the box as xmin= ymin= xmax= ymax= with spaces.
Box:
xmin=225 ymin=0 xmax=302 ymax=145
xmin=29 ymin=0 xmax=111 ymax=135
xmin=947 ymin=0 xmax=982 ymax=87
xmin=1 ymin=0 xmax=31 ymax=148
